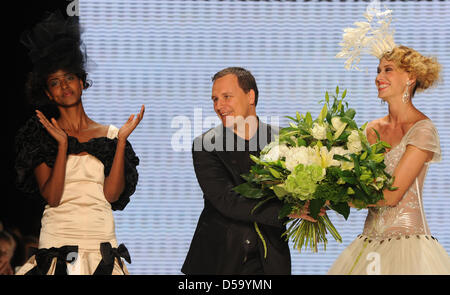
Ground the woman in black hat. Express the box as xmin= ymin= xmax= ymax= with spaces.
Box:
xmin=15 ymin=12 xmax=144 ymax=275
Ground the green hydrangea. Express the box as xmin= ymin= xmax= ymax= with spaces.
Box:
xmin=283 ymin=164 xmax=325 ymax=200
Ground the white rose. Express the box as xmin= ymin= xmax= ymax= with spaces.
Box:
xmin=261 ymin=144 xmax=289 ymax=162
xmin=347 ymin=130 xmax=362 ymax=153
xmin=279 ymin=144 xmax=290 ymax=158
xmin=311 ymin=123 xmax=327 ymax=140
xmin=329 ymin=146 xmax=349 ymax=166
xmin=330 ymin=146 xmax=348 ymax=156
xmin=285 ymin=146 xmax=310 ymax=171
xmin=261 ymin=140 xmax=278 ymax=154
xmin=261 ymin=147 xmax=278 ymax=162
xmin=331 ymin=117 xmax=346 ymax=130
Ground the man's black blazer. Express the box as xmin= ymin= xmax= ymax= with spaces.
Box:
xmin=182 ymin=121 xmax=291 ymax=275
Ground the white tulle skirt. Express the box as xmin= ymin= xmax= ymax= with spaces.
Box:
xmin=328 ymin=234 xmax=450 ymax=275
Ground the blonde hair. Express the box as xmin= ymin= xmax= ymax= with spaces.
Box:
xmin=381 ymin=45 xmax=441 ymax=95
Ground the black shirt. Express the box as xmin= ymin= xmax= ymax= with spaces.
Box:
xmin=222 ymin=124 xmax=265 ymax=270
xmin=222 ymin=123 xmax=264 ymax=179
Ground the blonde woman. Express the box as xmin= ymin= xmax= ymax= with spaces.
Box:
xmin=328 ymin=46 xmax=450 ymax=275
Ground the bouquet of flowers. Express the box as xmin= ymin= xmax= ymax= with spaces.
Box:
xmin=234 ymin=86 xmax=397 ymax=255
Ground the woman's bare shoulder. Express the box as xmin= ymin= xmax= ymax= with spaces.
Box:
xmin=366 ymin=117 xmax=387 ymax=133
xmin=365 ymin=117 xmax=388 ymax=143
xmin=89 ymin=121 xmax=111 ymax=137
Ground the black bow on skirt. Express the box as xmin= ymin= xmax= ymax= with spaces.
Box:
xmin=93 ymin=242 xmax=131 ymax=275
xmin=25 ymin=245 xmax=79 ymax=275
xmin=24 ymin=242 xmax=131 ymax=275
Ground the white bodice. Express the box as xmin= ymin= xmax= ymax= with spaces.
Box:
xmin=39 ymin=125 xmax=121 ymax=249
xmin=362 ymin=120 xmax=441 ymax=240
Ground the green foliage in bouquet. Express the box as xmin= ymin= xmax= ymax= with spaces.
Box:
xmin=234 ymin=86 xmax=397 ymax=254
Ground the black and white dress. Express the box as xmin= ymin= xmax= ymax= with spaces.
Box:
xmin=14 ymin=116 xmax=139 ymax=275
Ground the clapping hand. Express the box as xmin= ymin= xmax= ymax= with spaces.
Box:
xmin=118 ymin=105 xmax=145 ymax=142
xmin=35 ymin=110 xmax=68 ymax=146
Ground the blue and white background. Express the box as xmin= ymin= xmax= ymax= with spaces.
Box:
xmin=77 ymin=0 xmax=450 ymax=274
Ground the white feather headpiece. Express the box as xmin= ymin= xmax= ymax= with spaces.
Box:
xmin=336 ymin=1 xmax=396 ymax=70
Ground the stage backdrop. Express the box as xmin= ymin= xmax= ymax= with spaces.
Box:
xmin=78 ymin=0 xmax=450 ymax=274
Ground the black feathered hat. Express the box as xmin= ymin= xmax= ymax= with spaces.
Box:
xmin=21 ymin=11 xmax=90 ymax=114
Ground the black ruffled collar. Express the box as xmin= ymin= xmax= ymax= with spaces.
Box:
xmin=15 ymin=115 xmax=139 ymax=211
xmin=67 ymin=134 xmax=115 ymax=157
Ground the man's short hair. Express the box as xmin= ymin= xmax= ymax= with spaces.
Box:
xmin=212 ymin=67 xmax=259 ymax=106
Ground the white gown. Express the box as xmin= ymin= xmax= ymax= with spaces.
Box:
xmin=16 ymin=125 xmax=130 ymax=275
xmin=328 ymin=119 xmax=450 ymax=275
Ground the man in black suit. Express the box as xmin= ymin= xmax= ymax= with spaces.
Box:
xmin=182 ymin=67 xmax=312 ymax=275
